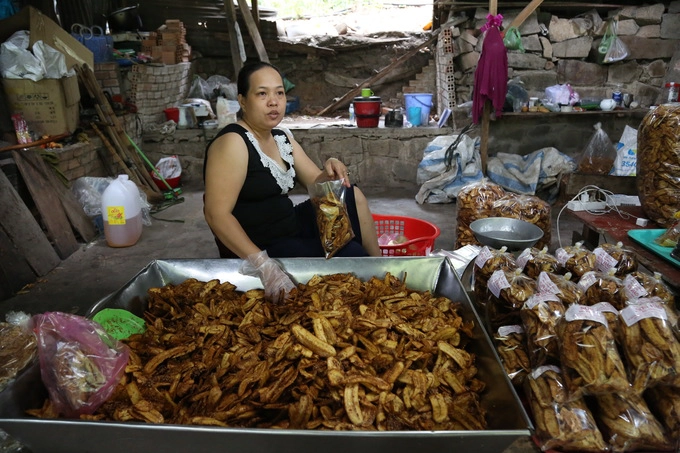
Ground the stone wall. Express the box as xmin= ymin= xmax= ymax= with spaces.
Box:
xmin=440 ymin=2 xmax=680 ymax=117
xmin=139 ymin=126 xmax=447 ymax=191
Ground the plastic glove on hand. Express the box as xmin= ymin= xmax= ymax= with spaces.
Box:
xmin=240 ymin=251 xmax=296 ymax=303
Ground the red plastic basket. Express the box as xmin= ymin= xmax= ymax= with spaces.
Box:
xmin=373 ymin=214 xmax=441 ymax=256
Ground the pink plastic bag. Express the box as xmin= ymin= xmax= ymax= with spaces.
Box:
xmin=31 ymin=312 xmax=129 ymax=418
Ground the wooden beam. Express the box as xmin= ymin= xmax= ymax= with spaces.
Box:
xmin=223 ymin=0 xmax=244 ymax=75
xmin=508 ymin=0 xmax=544 ymax=29
xmin=236 ymin=0 xmax=269 ymax=63
xmin=317 ymin=30 xmax=441 ymax=116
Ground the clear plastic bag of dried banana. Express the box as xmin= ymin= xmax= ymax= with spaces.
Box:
xmin=622 ymin=271 xmax=676 ymax=306
xmin=536 ymin=271 xmax=586 ymax=306
xmin=0 ymin=315 xmax=37 ymax=394
xmin=591 ymin=301 xmax=621 ymax=339
xmin=31 ymin=311 xmax=130 ymax=418
xmin=520 ymin=293 xmax=565 ymax=368
xmin=524 ymin=365 xmax=608 ymax=452
xmin=555 ymin=241 xmax=597 ymax=280
xmin=556 ymin=304 xmax=632 ymax=398
xmin=593 ymin=392 xmax=672 ymax=452
xmin=645 ymin=385 xmax=680 ymax=445
xmin=486 ymin=268 xmax=537 ymax=331
xmin=593 ymin=241 xmax=638 ymax=277
xmin=455 ymin=179 xmax=506 ymax=249
xmin=492 ymin=194 xmax=552 ymax=250
xmin=516 ymin=246 xmax=560 ymax=279
xmin=471 ymin=245 xmax=517 ymax=309
xmin=638 ymin=103 xmax=680 ymax=227
xmin=578 ymin=269 xmax=627 ymax=310
xmin=493 ymin=325 xmax=531 ymax=386
xmin=618 ymin=297 xmax=680 ymax=391
xmin=654 ymin=215 xmax=680 ymax=247
xmin=308 ymin=179 xmax=355 ymax=259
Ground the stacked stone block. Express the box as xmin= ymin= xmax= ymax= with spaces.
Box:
xmin=127 ymin=62 xmax=193 ymax=129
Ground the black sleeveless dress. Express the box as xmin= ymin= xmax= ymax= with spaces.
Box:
xmin=204 ymin=123 xmax=367 ymax=258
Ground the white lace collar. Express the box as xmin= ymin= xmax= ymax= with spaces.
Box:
xmin=245 ymin=129 xmax=295 ymax=193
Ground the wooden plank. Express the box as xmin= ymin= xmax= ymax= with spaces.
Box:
xmin=0 ymin=133 xmax=69 ymax=154
xmin=0 ymin=227 xmax=36 ymax=302
xmin=317 ymin=30 xmax=441 ymax=116
xmin=22 ymin=149 xmax=97 ymax=242
xmin=508 ymin=0 xmax=543 ymax=29
xmin=0 ymin=168 xmax=60 ymax=276
xmin=12 ymin=150 xmax=79 ymax=260
xmin=236 ymin=0 xmax=269 ymax=63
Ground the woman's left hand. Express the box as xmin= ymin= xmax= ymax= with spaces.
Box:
xmin=324 ymin=157 xmax=351 ymax=187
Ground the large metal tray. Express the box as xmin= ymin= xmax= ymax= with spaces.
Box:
xmin=0 ymin=257 xmax=532 ymax=453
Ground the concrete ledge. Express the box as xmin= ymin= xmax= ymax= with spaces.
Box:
xmin=141 ymin=125 xmax=454 ymax=190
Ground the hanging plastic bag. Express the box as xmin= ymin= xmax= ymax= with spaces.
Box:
xmin=611 ymin=125 xmax=637 ymax=176
xmin=308 ymin=179 xmax=355 ymax=259
xmin=576 ymin=122 xmax=617 ymax=175
xmin=31 ymin=311 xmax=129 ymax=418
xmin=503 ymin=27 xmax=525 ymax=52
xmin=599 ymin=19 xmax=628 ymax=64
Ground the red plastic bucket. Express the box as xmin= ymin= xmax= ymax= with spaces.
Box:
xmin=356 ymin=115 xmax=380 ymax=128
xmin=164 ymin=107 xmax=179 ymax=123
xmin=354 ymin=96 xmax=381 ymax=128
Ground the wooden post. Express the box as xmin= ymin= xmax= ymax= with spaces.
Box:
xmin=224 ymin=0 xmax=245 ymax=75
xmin=479 ymin=0 xmax=498 ymax=176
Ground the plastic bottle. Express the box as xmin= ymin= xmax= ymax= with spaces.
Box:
xmin=612 ymin=83 xmax=623 ymax=106
xmin=349 ymin=103 xmax=355 ymax=126
xmin=101 ymin=175 xmax=143 ymax=247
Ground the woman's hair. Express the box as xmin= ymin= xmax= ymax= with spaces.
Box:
xmin=236 ymin=61 xmax=284 ymax=96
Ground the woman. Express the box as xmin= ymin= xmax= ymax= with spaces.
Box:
xmin=204 ymin=61 xmax=381 ymax=301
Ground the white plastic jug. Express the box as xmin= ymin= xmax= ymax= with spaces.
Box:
xmin=101 ymin=175 xmax=142 ymax=247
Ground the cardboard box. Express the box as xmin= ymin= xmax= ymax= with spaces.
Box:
xmin=2 ymin=75 xmax=80 ymax=136
xmin=0 ymin=6 xmax=93 ymax=70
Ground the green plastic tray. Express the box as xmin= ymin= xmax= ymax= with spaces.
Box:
xmin=92 ymin=308 xmax=146 ymax=340
xmin=627 ymin=229 xmax=680 ymax=268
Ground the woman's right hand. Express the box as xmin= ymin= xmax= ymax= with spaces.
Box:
xmin=239 ymin=251 xmax=296 ymax=303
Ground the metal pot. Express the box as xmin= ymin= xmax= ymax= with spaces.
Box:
xmin=107 ymin=5 xmax=143 ymax=33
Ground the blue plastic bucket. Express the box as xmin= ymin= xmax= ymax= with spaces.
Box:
xmin=404 ymin=93 xmax=433 ymax=126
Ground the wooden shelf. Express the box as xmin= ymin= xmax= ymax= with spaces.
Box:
xmin=502 ymin=108 xmax=649 ymax=117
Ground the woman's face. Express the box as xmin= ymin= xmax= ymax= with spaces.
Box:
xmin=239 ymin=66 xmax=286 ymax=128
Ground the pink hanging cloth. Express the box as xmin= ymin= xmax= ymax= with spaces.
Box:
xmin=472 ymin=14 xmax=508 ymax=124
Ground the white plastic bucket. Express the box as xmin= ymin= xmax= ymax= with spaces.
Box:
xmin=101 ymin=175 xmax=142 ymax=247
xmin=404 ymin=93 xmax=433 ymax=126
